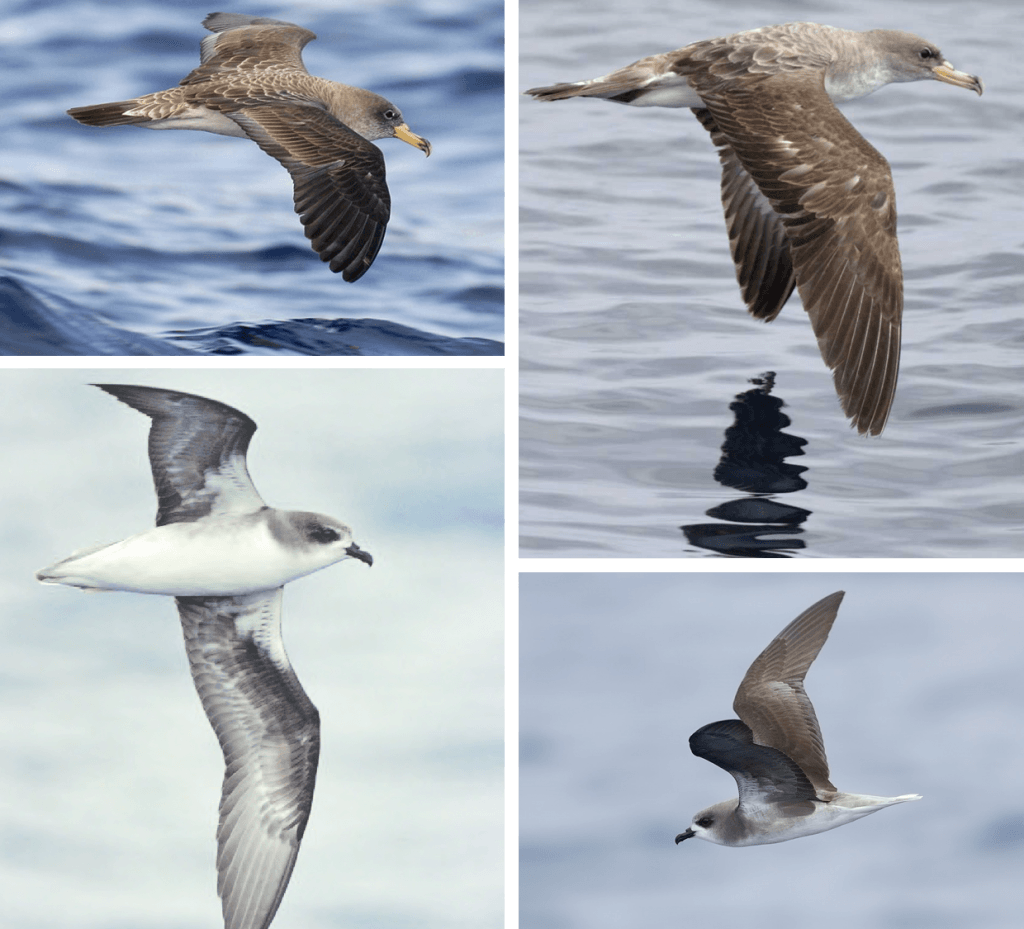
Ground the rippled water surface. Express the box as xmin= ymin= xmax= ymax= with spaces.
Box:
xmin=2 ymin=0 xmax=503 ymax=355
xmin=520 ymin=0 xmax=1024 ymax=557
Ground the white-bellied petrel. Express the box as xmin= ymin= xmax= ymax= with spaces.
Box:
xmin=675 ymin=591 xmax=920 ymax=846
xmin=67 ymin=13 xmax=431 ymax=282
xmin=526 ymin=23 xmax=983 ymax=434
xmin=37 ymin=384 xmax=373 ymax=929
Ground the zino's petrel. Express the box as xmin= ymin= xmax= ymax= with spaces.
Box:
xmin=37 ymin=384 xmax=373 ymax=929
xmin=68 ymin=13 xmax=431 ymax=282
xmin=526 ymin=23 xmax=983 ymax=435
xmin=675 ymin=591 xmax=920 ymax=847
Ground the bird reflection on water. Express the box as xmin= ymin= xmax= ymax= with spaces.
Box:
xmin=681 ymin=373 xmax=811 ymax=557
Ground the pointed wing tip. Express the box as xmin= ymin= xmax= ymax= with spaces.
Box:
xmin=849 ymin=405 xmax=891 ymax=436
xmin=183 ymin=590 xmax=318 ymax=929
xmin=795 ymin=590 xmax=846 ymax=629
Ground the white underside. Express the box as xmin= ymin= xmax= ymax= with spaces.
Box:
xmin=704 ymin=792 xmax=922 ymax=846
xmin=37 ymin=516 xmax=324 ymax=596
xmin=613 ymin=77 xmax=702 ymax=108
xmin=598 ymin=69 xmax=881 ymax=109
xmin=626 ymin=86 xmax=701 ymax=107
xmin=133 ymin=107 xmax=248 ymax=138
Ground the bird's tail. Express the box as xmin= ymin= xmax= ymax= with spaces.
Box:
xmin=67 ymin=102 xmax=149 ymax=128
xmin=525 ymin=75 xmax=652 ymax=104
xmin=524 ymin=82 xmax=594 ymax=101
xmin=835 ymin=792 xmax=923 ymax=811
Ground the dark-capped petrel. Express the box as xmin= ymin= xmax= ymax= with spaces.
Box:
xmin=67 ymin=13 xmax=432 ymax=282
xmin=37 ymin=384 xmax=373 ymax=929
xmin=675 ymin=591 xmax=920 ymax=847
xmin=526 ymin=23 xmax=983 ymax=434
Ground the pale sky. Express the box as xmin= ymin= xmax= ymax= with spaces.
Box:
xmin=0 ymin=367 xmax=504 ymax=929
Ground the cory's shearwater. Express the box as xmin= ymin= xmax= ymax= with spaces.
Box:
xmin=37 ymin=384 xmax=373 ymax=929
xmin=526 ymin=23 xmax=983 ymax=434
xmin=675 ymin=591 xmax=920 ymax=847
xmin=67 ymin=13 xmax=431 ymax=282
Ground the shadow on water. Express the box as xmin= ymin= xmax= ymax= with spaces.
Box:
xmin=681 ymin=373 xmax=811 ymax=557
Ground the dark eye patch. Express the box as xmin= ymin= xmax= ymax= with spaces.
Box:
xmin=308 ymin=524 xmax=340 ymax=544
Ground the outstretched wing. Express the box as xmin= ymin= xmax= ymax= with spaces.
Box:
xmin=94 ymin=384 xmax=265 ymax=526
xmin=733 ymin=591 xmax=844 ymax=794
xmin=177 ymin=589 xmax=319 ymax=929
xmin=225 ymin=104 xmax=391 ymax=281
xmin=689 ymin=718 xmax=817 ymax=806
xmin=682 ymin=64 xmax=902 ymax=435
xmin=197 ymin=13 xmax=316 ymax=72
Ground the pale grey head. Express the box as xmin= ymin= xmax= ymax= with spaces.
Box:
xmin=268 ymin=509 xmax=373 ymax=566
xmin=861 ymin=29 xmax=983 ymax=94
xmin=333 ymin=87 xmax=432 ymax=154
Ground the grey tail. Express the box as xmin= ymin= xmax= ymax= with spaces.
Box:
xmin=524 ymin=83 xmax=589 ymax=102
xmin=67 ymin=102 xmax=146 ymax=128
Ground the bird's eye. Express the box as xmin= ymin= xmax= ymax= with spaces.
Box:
xmin=697 ymin=816 xmax=714 ymax=828
xmin=919 ymin=48 xmax=934 ymax=60
xmin=383 ymin=108 xmax=397 ymax=119
xmin=308 ymin=525 xmax=340 ymax=544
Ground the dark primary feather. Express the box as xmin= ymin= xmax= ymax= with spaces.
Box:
xmin=227 ymin=105 xmax=390 ymax=281
xmin=690 ymin=106 xmax=797 ymax=322
xmin=689 ymin=718 xmax=818 ymax=805
xmin=92 ymin=384 xmax=263 ymax=526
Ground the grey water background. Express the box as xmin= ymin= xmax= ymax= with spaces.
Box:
xmin=0 ymin=370 xmax=503 ymax=929
xmin=521 ymin=573 xmax=1024 ymax=929
xmin=520 ymin=0 xmax=1024 ymax=557
xmin=1 ymin=0 xmax=503 ymax=355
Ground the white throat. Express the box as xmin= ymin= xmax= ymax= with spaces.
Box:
xmin=824 ymin=62 xmax=897 ymax=103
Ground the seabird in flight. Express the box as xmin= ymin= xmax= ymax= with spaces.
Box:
xmin=68 ymin=13 xmax=432 ymax=282
xmin=526 ymin=23 xmax=983 ymax=434
xmin=675 ymin=590 xmax=921 ymax=847
xmin=37 ymin=384 xmax=373 ymax=929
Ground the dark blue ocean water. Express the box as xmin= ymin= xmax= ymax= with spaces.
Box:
xmin=0 ymin=0 xmax=503 ymax=355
